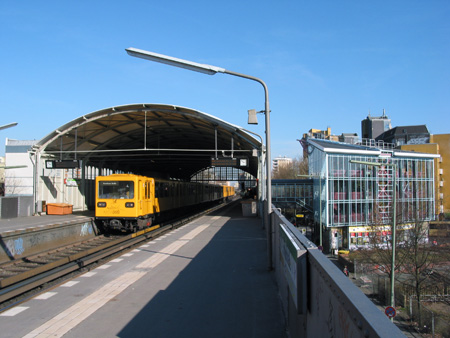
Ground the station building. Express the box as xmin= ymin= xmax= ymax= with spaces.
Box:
xmin=1 ymin=104 xmax=262 ymax=218
xmin=305 ymin=138 xmax=440 ymax=252
xmin=4 ymin=139 xmax=37 ymax=196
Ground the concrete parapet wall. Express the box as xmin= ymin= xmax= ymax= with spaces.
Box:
xmin=0 ymin=218 xmax=98 ymax=263
xmin=271 ymin=208 xmax=404 ymax=338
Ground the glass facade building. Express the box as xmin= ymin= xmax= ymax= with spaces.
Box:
xmin=272 ymin=179 xmax=313 ymax=208
xmin=307 ymin=139 xmax=439 ymax=250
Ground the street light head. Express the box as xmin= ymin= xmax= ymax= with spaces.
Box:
xmin=125 ymin=48 xmax=226 ymax=75
xmin=248 ymin=109 xmax=258 ymax=125
xmin=0 ymin=122 xmax=18 ymax=131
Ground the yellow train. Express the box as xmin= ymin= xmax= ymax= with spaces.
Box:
xmin=95 ymin=174 xmax=234 ymax=232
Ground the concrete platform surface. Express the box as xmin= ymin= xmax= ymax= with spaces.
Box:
xmin=0 ymin=202 xmax=286 ymax=338
xmin=0 ymin=211 xmax=94 ymax=234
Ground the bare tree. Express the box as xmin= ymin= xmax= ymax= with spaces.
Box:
xmin=272 ymin=156 xmax=308 ymax=179
xmin=398 ymin=213 xmax=439 ymax=326
xmin=358 ymin=204 xmax=442 ymax=324
xmin=359 ymin=205 xmax=407 ymax=293
xmin=296 ymin=156 xmax=309 ymax=176
xmin=4 ymin=173 xmax=27 ymax=196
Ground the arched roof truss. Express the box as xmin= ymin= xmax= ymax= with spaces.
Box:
xmin=32 ymin=104 xmax=262 ymax=180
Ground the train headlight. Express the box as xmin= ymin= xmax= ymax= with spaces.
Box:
xmin=97 ymin=202 xmax=107 ymax=208
xmin=125 ymin=202 xmax=135 ymax=208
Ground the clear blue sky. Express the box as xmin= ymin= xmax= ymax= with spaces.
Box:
xmin=1 ymin=1 xmax=449 ymax=159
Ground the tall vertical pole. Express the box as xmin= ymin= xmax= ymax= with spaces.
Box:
xmin=264 ymin=80 xmax=272 ymax=270
xmin=390 ymin=163 xmax=397 ymax=316
xmin=224 ymin=69 xmax=272 ymax=269
xmin=263 ymin=84 xmax=272 ymax=213
xmin=224 ymin=70 xmax=271 ymax=210
xmin=319 ymin=176 xmax=322 ymax=247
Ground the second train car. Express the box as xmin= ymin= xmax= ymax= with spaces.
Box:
xmin=95 ymin=174 xmax=234 ymax=232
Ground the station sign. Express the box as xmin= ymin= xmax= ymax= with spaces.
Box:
xmin=45 ymin=160 xmax=81 ymax=169
xmin=211 ymin=157 xmax=248 ymax=167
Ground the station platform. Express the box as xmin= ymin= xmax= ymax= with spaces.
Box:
xmin=0 ymin=201 xmax=286 ymax=338
xmin=0 ymin=211 xmax=94 ymax=234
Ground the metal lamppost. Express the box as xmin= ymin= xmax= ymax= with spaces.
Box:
xmin=125 ymin=48 xmax=273 ymax=267
xmin=350 ymin=160 xmax=397 ymax=314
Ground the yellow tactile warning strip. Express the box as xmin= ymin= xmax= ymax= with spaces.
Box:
xmin=23 ymin=223 xmax=211 ymax=338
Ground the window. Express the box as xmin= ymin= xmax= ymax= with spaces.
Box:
xmin=98 ymin=181 xmax=134 ymax=199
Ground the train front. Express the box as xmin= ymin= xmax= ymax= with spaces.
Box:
xmin=95 ymin=174 xmax=139 ymax=232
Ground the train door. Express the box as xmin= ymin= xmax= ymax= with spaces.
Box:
xmin=143 ymin=180 xmax=148 ymax=215
xmin=138 ymin=179 xmax=144 ymax=216
xmin=143 ymin=180 xmax=152 ymax=215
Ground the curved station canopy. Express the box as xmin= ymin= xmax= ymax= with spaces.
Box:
xmin=32 ymin=104 xmax=262 ymax=180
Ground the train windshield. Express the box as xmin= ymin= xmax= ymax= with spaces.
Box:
xmin=98 ymin=181 xmax=134 ymax=199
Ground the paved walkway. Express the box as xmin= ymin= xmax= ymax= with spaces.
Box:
xmin=0 ymin=202 xmax=287 ymax=338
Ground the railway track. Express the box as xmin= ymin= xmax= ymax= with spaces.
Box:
xmin=0 ymin=200 xmax=233 ymax=311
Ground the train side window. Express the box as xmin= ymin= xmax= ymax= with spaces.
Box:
xmin=145 ymin=181 xmax=150 ymax=199
xmin=155 ymin=182 xmax=161 ymax=198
